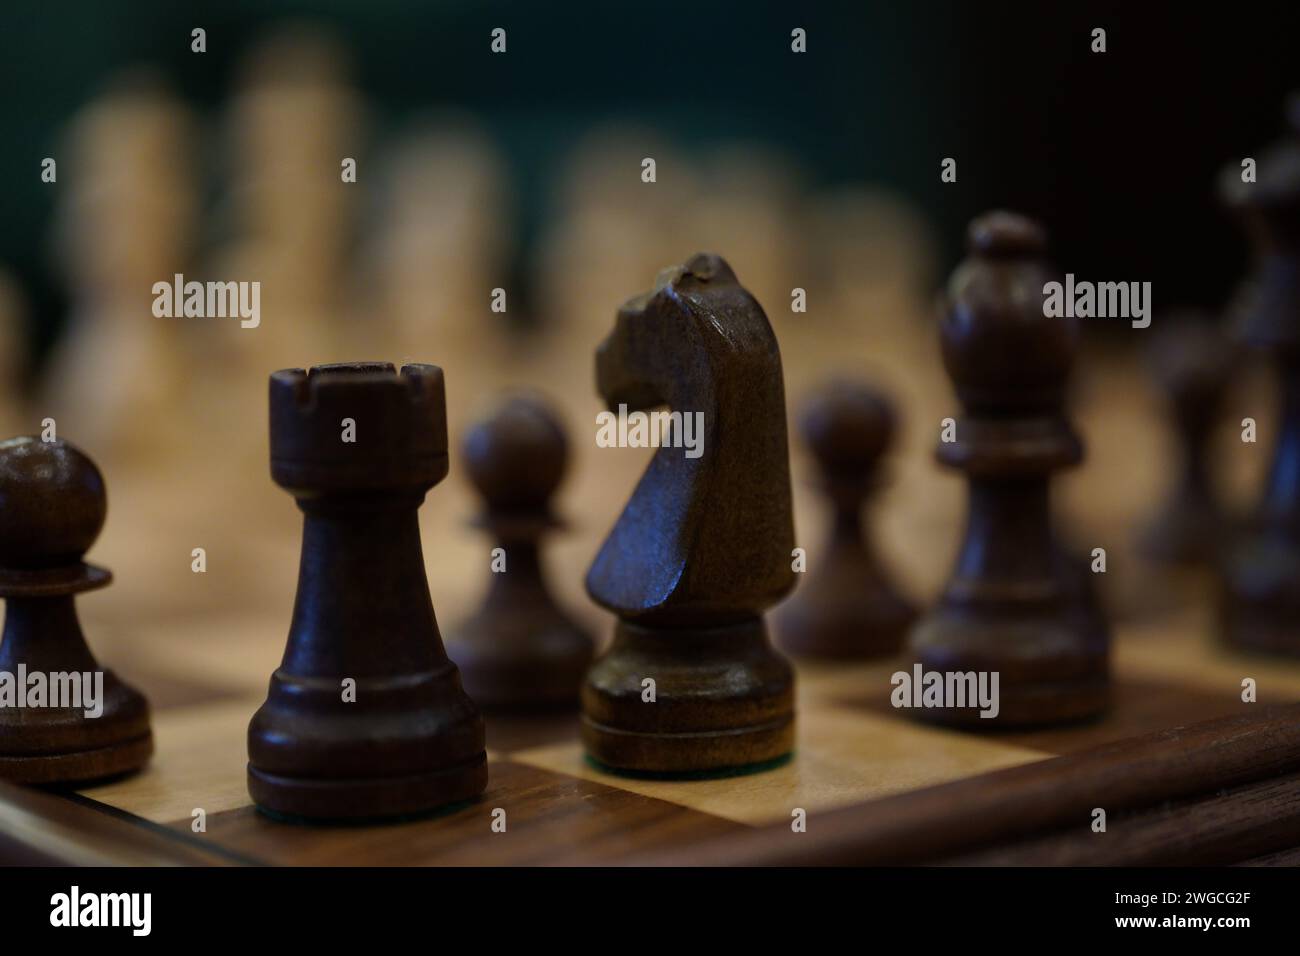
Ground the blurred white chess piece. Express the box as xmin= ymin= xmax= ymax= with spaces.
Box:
xmin=534 ymin=125 xmax=701 ymax=354
xmin=210 ymin=24 xmax=367 ymax=373
xmin=686 ymin=144 xmax=804 ymax=332
xmin=359 ymin=114 xmax=513 ymax=369
xmin=41 ymin=71 xmax=198 ymax=464
xmin=804 ymin=186 xmax=937 ymax=337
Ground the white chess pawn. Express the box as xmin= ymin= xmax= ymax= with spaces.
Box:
xmin=688 ymin=145 xmax=804 ymax=328
xmin=359 ymin=115 xmax=512 ymax=369
xmin=213 ymin=24 xmax=367 ymax=373
xmin=534 ymin=126 xmax=701 ymax=353
xmin=41 ymin=73 xmax=198 ymax=464
xmin=804 ymin=186 xmax=938 ymax=339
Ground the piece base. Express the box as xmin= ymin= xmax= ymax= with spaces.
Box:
xmin=580 ymin=714 xmax=794 ymax=775
xmin=775 ymin=560 xmax=915 ymax=661
xmin=905 ymin=677 xmax=1109 ymax=729
xmin=446 ymin=606 xmax=595 ymax=712
xmin=583 ymin=750 xmax=793 ymax=781
xmin=580 ymin=616 xmax=796 ymax=774
xmin=449 ymin=646 xmax=592 ymax=713
xmin=1218 ymin=532 xmax=1300 ymax=657
xmin=0 ymin=733 xmax=153 ymax=785
xmin=905 ymin=597 xmax=1110 ymax=729
xmin=254 ymin=796 xmax=478 ymax=828
xmin=247 ymin=752 xmax=488 ymax=822
xmin=1220 ymin=584 xmax=1300 ymax=658
xmin=778 ymin=625 xmax=909 ymax=661
xmin=1220 ymin=624 xmax=1300 ymax=659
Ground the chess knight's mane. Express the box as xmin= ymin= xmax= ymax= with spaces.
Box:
xmin=586 ymin=253 xmax=796 ymax=625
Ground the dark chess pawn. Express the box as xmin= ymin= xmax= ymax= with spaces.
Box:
xmin=248 ymin=363 xmax=487 ymax=821
xmin=777 ymin=381 xmax=916 ymax=659
xmin=0 ymin=437 xmax=152 ymax=784
xmin=1220 ymin=100 xmax=1300 ymax=657
xmin=1137 ymin=315 xmax=1238 ymax=564
xmin=904 ymin=212 xmax=1110 ymax=728
xmin=444 ymin=394 xmax=594 ymax=710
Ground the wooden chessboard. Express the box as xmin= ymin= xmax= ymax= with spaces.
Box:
xmin=2 ymin=321 xmax=1296 ymax=866
xmin=5 ymin=600 xmax=1300 ymax=866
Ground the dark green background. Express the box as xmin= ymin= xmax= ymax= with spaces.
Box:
xmin=2 ymin=1 xmax=1296 ymax=363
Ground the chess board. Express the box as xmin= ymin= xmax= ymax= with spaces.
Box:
xmin=5 ymin=604 xmax=1300 ymax=866
xmin=3 ymin=331 xmax=1299 ymax=867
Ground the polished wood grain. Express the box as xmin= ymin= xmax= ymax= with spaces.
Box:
xmin=185 ymin=760 xmax=748 ymax=866
xmin=79 ymin=699 xmax=260 ymax=825
xmin=7 ymin=617 xmax=1300 ymax=865
xmin=624 ymin=704 xmax=1300 ymax=865
xmin=514 ymin=700 xmax=1045 ymax=826
xmin=946 ymin=772 xmax=1300 ymax=866
xmin=0 ymin=779 xmax=234 ymax=866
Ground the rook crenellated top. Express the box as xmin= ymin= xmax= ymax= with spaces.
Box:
xmin=269 ymin=362 xmax=449 ymax=493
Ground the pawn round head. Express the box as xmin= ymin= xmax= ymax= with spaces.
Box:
xmin=0 ymin=437 xmax=107 ymax=569
xmin=940 ymin=211 xmax=1075 ymax=413
xmin=800 ymin=380 xmax=896 ymax=477
xmin=462 ymin=393 xmax=568 ymax=512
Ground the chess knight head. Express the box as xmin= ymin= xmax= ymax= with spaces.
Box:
xmin=587 ymin=253 xmax=796 ymax=624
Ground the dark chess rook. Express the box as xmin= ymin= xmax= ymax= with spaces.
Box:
xmin=247 ymin=362 xmax=487 ymax=821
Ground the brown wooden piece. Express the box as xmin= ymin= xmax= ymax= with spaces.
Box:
xmin=905 ymin=212 xmax=1110 ymax=727
xmin=1137 ymin=314 xmax=1237 ymax=564
xmin=0 ymin=436 xmax=152 ymax=784
xmin=1220 ymin=98 xmax=1300 ymax=657
xmin=778 ymin=380 xmax=915 ymax=659
xmin=445 ymin=393 xmax=594 ymax=710
xmin=582 ymin=253 xmax=797 ymax=774
xmin=247 ymin=363 xmax=487 ymax=821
